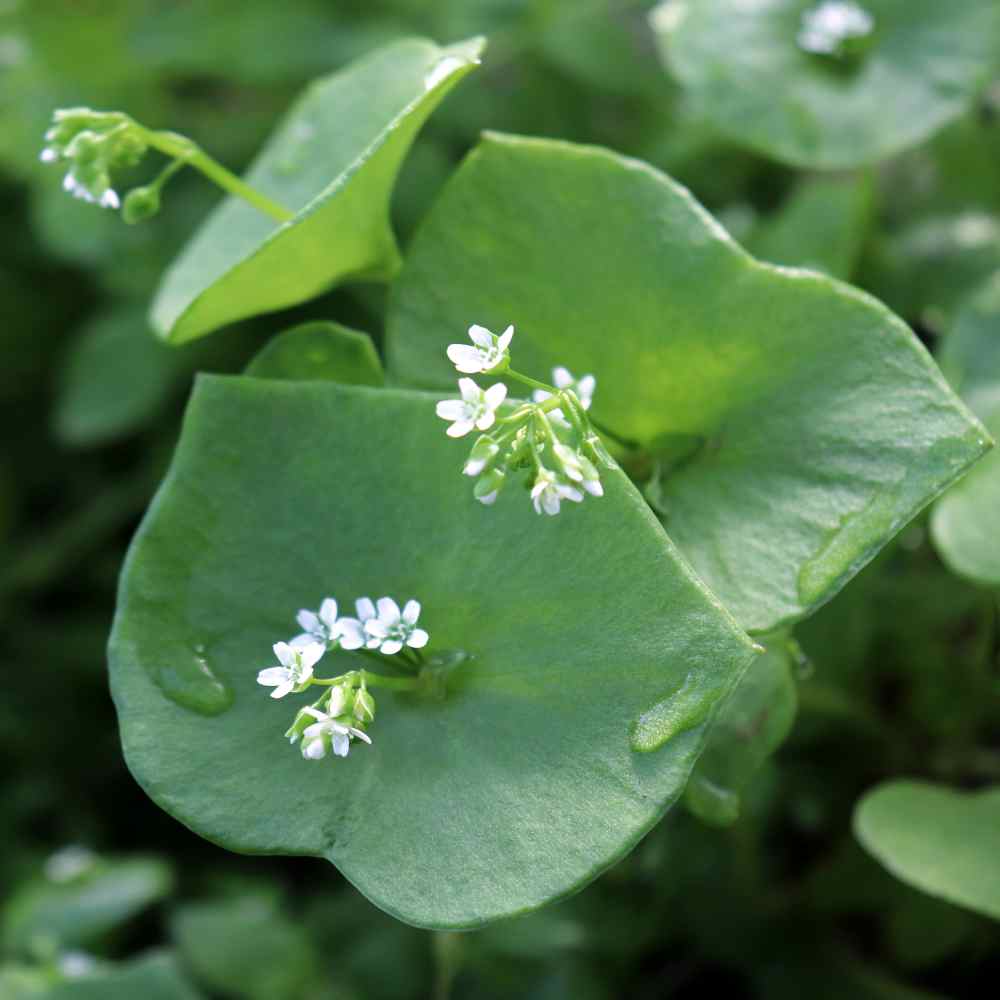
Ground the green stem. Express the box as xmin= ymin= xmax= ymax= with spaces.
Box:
xmin=135 ymin=125 xmax=293 ymax=223
xmin=312 ymin=669 xmax=420 ymax=691
xmin=506 ymin=368 xmax=557 ymax=396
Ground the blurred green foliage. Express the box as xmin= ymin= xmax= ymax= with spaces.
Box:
xmin=2 ymin=0 xmax=998 ymax=997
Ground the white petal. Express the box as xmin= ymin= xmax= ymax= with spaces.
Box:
xmin=577 ymin=374 xmax=596 ymax=401
xmin=289 ymin=632 xmax=314 ymax=648
xmin=530 ymin=480 xmax=547 ymax=499
xmin=99 ymin=188 xmax=120 ymax=209
xmin=376 ymin=596 xmax=400 ymax=622
xmin=408 ymin=629 xmax=429 ymax=649
xmin=356 ymin=597 xmax=376 ymax=621
xmin=337 ymin=619 xmax=362 ymax=648
xmin=542 ymin=491 xmax=561 ymax=515
xmin=497 ymin=325 xmax=514 ymax=350
xmin=458 ymin=377 xmax=482 ymax=403
xmin=436 ymin=399 xmax=466 ymax=420
xmin=447 ymin=345 xmax=484 ymax=373
xmin=327 ymin=687 xmax=348 ymax=717
xmin=402 ymin=599 xmax=421 ymax=624
xmin=299 ymin=643 xmax=326 ymax=671
xmin=303 ymin=722 xmax=327 ymax=739
xmin=552 ymin=366 xmax=573 ymax=388
xmin=348 ymin=727 xmax=372 ymax=744
xmin=365 ymin=635 xmax=382 ymax=649
xmin=319 ymin=598 xmax=338 ymax=628
xmin=468 ymin=325 xmax=493 ymax=348
xmin=532 ymin=493 xmax=544 ymax=515
xmin=332 ymin=733 xmax=350 ymax=757
xmin=256 ymin=667 xmax=287 ymax=686
xmin=304 ymin=738 xmax=327 ymax=760
xmin=272 ymin=641 xmax=293 ymax=666
xmin=447 ymin=419 xmax=475 ymax=438
xmin=484 ymin=383 xmax=508 ymax=408
xmin=271 ymin=680 xmax=294 ymax=699
xmin=583 ymin=478 xmax=604 ymax=497
xmin=464 ymin=457 xmax=487 ymax=476
xmin=563 ymin=486 xmax=585 ymax=503
xmin=365 ymin=619 xmax=388 ymax=638
xmin=532 ymin=389 xmax=550 ymax=403
xmin=380 ymin=639 xmax=403 ymax=655
xmin=303 ymin=708 xmax=327 ymax=722
xmin=478 ymin=490 xmax=498 ymax=505
xmin=475 ymin=411 xmax=496 ymax=432
xmin=296 ymin=609 xmax=319 ymax=633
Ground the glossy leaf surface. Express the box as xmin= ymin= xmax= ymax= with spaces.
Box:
xmin=652 ymin=0 xmax=1000 ymax=168
xmin=385 ymin=133 xmax=988 ymax=632
xmin=855 ymin=781 xmax=1000 ymax=921
xmin=245 ymin=321 xmax=383 ymax=385
xmin=109 ymin=376 xmax=756 ymax=928
xmin=151 ymin=37 xmax=483 ymax=344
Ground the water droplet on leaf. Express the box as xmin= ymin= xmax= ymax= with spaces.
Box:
xmin=150 ymin=646 xmax=233 ymax=716
xmin=630 ymin=672 xmax=713 ymax=752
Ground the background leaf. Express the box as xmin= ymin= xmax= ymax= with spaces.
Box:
xmin=384 ymin=132 xmax=988 ymax=633
xmin=854 ymin=780 xmax=1000 ymax=921
xmin=651 ymin=0 xmax=1000 ymax=168
xmin=109 ymin=376 xmax=756 ymax=928
xmin=245 ymin=321 xmax=383 ymax=385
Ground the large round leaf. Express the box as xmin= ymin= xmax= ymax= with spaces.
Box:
xmin=109 ymin=376 xmax=756 ymax=928
xmin=854 ymin=781 xmax=1000 ymax=921
xmin=384 ymin=133 xmax=989 ymax=633
xmin=151 ymin=37 xmax=483 ymax=344
xmin=650 ymin=0 xmax=1000 ymax=168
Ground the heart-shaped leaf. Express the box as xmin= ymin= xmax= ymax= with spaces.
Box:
xmin=109 ymin=376 xmax=756 ymax=928
xmin=384 ymin=133 xmax=988 ymax=633
xmin=650 ymin=0 xmax=1000 ymax=168
xmin=151 ymin=36 xmax=483 ymax=345
xmin=245 ymin=321 xmax=383 ymax=385
xmin=854 ymin=780 xmax=1000 ymax=921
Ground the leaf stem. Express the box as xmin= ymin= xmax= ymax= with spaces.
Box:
xmin=134 ymin=125 xmax=294 ymax=224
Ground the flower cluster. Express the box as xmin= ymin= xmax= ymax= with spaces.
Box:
xmin=437 ymin=324 xmax=614 ymax=516
xmin=40 ymin=108 xmax=147 ymax=211
xmin=798 ymin=1 xmax=875 ymax=59
xmin=256 ymin=595 xmax=429 ymax=761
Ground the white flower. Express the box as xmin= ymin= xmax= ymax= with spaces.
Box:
xmin=446 ymin=324 xmax=514 ymax=374
xmin=436 ymin=378 xmax=507 ymax=438
xmin=798 ymin=1 xmax=874 ymax=55
xmin=300 ymin=691 xmax=372 ymax=760
xmin=99 ymin=188 xmax=120 ymax=209
xmin=553 ymin=443 xmax=604 ymax=497
xmin=531 ymin=468 xmax=583 ymax=516
xmin=532 ymin=366 xmax=596 ymax=413
xmin=257 ymin=641 xmax=323 ymax=699
xmin=337 ymin=597 xmax=379 ymax=650
xmin=291 ymin=597 xmax=340 ymax=647
xmin=364 ymin=597 xmax=429 ymax=654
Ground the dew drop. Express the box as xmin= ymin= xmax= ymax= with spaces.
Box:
xmin=151 ymin=645 xmax=233 ymax=716
xmin=630 ymin=672 xmax=713 ymax=753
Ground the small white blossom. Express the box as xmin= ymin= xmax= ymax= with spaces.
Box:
xmin=531 ymin=468 xmax=583 ymax=516
xmin=532 ymin=366 xmax=596 ymax=414
xmin=300 ymin=690 xmax=372 ymax=760
xmin=436 ymin=378 xmax=507 ymax=438
xmin=257 ymin=641 xmax=323 ymax=699
xmin=99 ymin=188 xmax=120 ymax=209
xmin=447 ymin=324 xmax=514 ymax=374
xmin=58 ymin=952 xmax=97 ymax=979
xmin=337 ymin=597 xmax=379 ymax=650
xmin=553 ymin=443 xmax=603 ymax=497
xmin=364 ymin=597 xmax=429 ymax=654
xmin=291 ymin=597 xmax=340 ymax=648
xmin=798 ymin=1 xmax=874 ymax=55
xmin=45 ymin=845 xmax=97 ymax=883
xmin=40 ymin=146 xmax=58 ymax=163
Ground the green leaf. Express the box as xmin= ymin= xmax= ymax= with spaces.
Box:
xmin=171 ymin=897 xmax=317 ymax=1000
xmin=651 ymin=0 xmax=1000 ymax=168
xmin=854 ymin=780 xmax=1000 ymax=921
xmin=245 ymin=321 xmax=383 ymax=385
xmin=747 ymin=174 xmax=873 ymax=280
xmin=43 ymin=952 xmax=201 ymax=1000
xmin=931 ymin=276 xmax=1000 ymax=586
xmin=109 ymin=376 xmax=757 ymax=928
xmin=684 ymin=635 xmax=798 ymax=826
xmin=1 ymin=857 xmax=173 ymax=952
xmin=384 ymin=133 xmax=988 ymax=633
xmin=150 ymin=37 xmax=483 ymax=345
xmin=53 ymin=306 xmax=178 ymax=446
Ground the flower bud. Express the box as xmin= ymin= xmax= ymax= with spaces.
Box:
xmin=463 ymin=435 xmax=500 ymax=477
xmin=122 ymin=185 xmax=161 ymax=224
xmin=474 ymin=467 xmax=506 ymax=505
xmin=354 ymin=687 xmax=376 ymax=723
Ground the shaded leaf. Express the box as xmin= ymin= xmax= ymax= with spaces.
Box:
xmin=245 ymin=321 xmax=383 ymax=385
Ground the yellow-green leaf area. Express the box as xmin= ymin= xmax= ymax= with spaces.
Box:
xmin=151 ymin=36 xmax=483 ymax=344
xmin=385 ymin=133 xmax=989 ymax=633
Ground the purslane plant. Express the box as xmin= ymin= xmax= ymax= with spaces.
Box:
xmin=437 ymin=324 xmax=613 ymax=515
